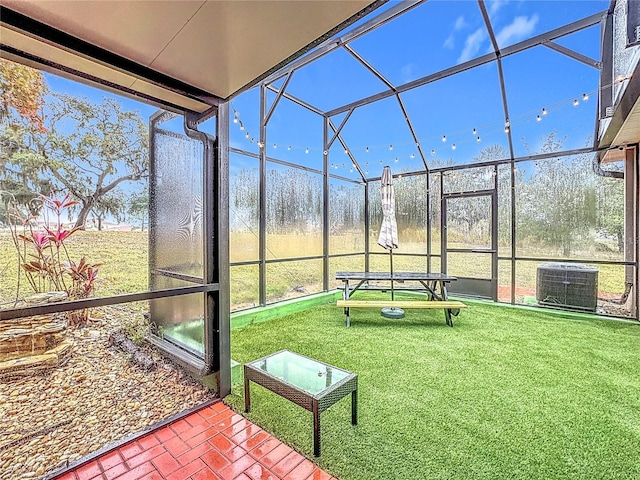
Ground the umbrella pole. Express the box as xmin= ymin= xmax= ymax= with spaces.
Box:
xmin=381 ymin=248 xmax=403 ymax=318
xmin=390 ymin=249 xmax=394 ymax=301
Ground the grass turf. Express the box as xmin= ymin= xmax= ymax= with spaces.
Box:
xmin=225 ymin=296 xmax=640 ymax=480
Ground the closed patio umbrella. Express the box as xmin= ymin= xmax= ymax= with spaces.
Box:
xmin=377 ymin=166 xmax=404 ymax=318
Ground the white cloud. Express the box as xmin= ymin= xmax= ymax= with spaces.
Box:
xmin=458 ymin=28 xmax=487 ymax=63
xmin=443 ymin=34 xmax=455 ymax=49
xmin=488 ymin=0 xmax=509 ymax=17
xmin=494 ymin=14 xmax=539 ymax=48
xmin=401 ymin=63 xmax=415 ymax=82
xmin=443 ymin=16 xmax=466 ymax=50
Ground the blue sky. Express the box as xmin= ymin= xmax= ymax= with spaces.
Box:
xmin=229 ymin=0 xmax=607 ymax=181
xmin=46 ymin=74 xmax=158 ymax=120
xmin=42 ymin=0 xmax=608 ymax=184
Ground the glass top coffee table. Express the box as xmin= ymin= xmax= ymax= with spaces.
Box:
xmin=244 ymin=350 xmax=358 ymax=456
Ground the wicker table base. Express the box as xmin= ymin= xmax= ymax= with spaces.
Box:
xmin=244 ymin=350 xmax=358 ymax=456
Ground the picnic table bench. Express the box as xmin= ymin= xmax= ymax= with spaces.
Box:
xmin=335 ymin=271 xmax=467 ymax=327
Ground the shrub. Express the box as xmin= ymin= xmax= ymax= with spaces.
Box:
xmin=6 ymin=192 xmax=101 ymax=323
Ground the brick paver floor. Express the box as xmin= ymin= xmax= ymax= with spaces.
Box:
xmin=52 ymin=401 xmax=336 ymax=480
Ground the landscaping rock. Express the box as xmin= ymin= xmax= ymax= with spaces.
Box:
xmin=0 ymin=306 xmax=215 ymax=480
xmin=108 ymin=328 xmax=157 ymax=371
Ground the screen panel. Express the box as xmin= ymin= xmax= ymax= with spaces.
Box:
xmin=515 ymin=155 xmax=624 ymax=262
xmin=498 ymin=260 xmax=513 ymax=303
xmin=498 ymin=163 xmax=513 ymax=257
xmin=230 ymin=153 xmax=260 ymax=263
xmin=329 ymin=179 xmax=365 ymax=255
xmin=265 ymin=164 xmax=323 ymax=260
xmin=266 ymin=259 xmax=323 ymax=303
xmin=368 ymin=175 xmax=428 ymax=255
xmin=230 ymin=264 xmax=259 ymax=312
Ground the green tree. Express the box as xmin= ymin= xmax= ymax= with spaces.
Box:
xmin=4 ymin=93 xmax=149 ymax=228
xmin=518 ymin=159 xmax=597 ymax=256
xmin=516 ymin=133 xmax=599 ymax=256
xmin=0 ymin=60 xmax=49 ymax=223
xmin=91 ymin=189 xmax=126 ymax=231
xmin=596 ymin=173 xmax=625 ymax=252
xmin=127 ymin=186 xmax=149 ymax=231
xmin=0 ymin=58 xmax=47 ymax=130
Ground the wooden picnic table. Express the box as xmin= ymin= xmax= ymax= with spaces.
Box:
xmin=335 ymin=271 xmax=466 ymax=327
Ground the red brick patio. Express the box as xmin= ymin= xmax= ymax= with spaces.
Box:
xmin=52 ymin=401 xmax=336 ymax=480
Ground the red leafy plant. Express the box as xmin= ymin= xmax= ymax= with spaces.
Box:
xmin=7 ymin=192 xmax=102 ymax=324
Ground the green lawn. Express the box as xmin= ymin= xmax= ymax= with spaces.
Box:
xmin=0 ymin=230 xmax=631 ymax=313
xmin=226 ymin=296 xmax=640 ymax=480
xmin=0 ymin=230 xmax=149 ymax=303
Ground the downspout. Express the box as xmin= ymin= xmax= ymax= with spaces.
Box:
xmin=183 ymin=108 xmax=232 ymax=396
xmin=182 ymin=112 xmax=216 ymax=377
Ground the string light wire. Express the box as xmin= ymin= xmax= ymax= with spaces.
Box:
xmin=229 ymin=84 xmax=607 ymax=169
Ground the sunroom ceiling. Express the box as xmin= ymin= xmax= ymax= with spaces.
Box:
xmin=0 ymin=0 xmax=380 ymax=112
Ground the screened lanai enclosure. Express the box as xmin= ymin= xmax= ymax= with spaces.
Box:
xmin=1 ymin=0 xmax=639 ymax=399
xmin=226 ymin=0 xmax=639 ymax=317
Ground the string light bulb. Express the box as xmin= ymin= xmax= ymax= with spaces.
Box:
xmin=235 ymin=94 xmax=589 ymax=159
